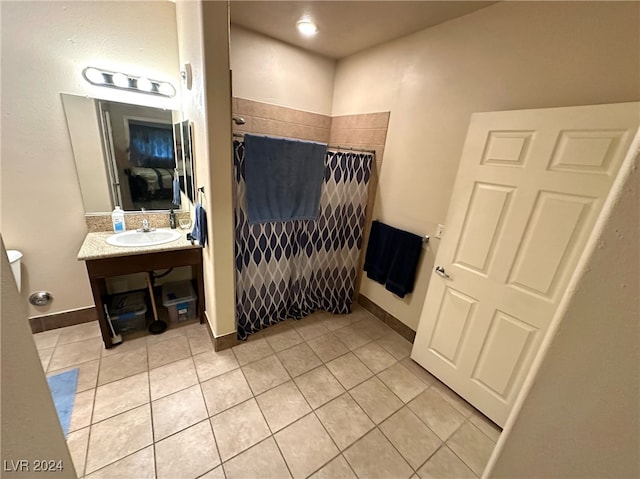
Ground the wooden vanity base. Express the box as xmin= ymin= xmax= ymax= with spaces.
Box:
xmin=84 ymin=248 xmax=205 ymax=348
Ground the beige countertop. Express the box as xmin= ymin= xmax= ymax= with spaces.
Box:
xmin=77 ymin=229 xmax=201 ymax=261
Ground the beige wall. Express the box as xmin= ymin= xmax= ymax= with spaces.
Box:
xmin=176 ymin=0 xmax=236 ymax=338
xmin=486 ymin=132 xmax=640 ymax=479
xmin=1 ymin=239 xmax=76 ymax=477
xmin=175 ymin=0 xmax=214 ymax=334
xmin=332 ymin=1 xmax=640 ymax=330
xmin=0 ymin=1 xmax=181 ymax=318
xmin=230 ymin=25 xmax=336 ymax=116
xmin=200 ymin=1 xmax=235 ymax=337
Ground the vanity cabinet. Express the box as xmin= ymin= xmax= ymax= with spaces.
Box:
xmin=83 ymin=246 xmax=204 ymax=348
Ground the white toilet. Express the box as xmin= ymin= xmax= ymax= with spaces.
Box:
xmin=7 ymin=249 xmax=22 ymax=292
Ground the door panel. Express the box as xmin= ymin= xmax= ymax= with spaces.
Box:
xmin=471 ymin=310 xmax=538 ymax=398
xmin=412 ymin=102 xmax=639 ymax=426
xmin=481 ymin=131 xmax=534 ymax=167
xmin=429 ymin=287 xmax=477 ymax=365
xmin=548 ymin=129 xmax=627 ymax=174
xmin=453 ymin=183 xmax=514 ymax=275
xmin=507 ymin=192 xmax=594 ymax=298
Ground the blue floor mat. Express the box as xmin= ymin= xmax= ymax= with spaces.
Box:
xmin=46 ymin=368 xmax=79 ymax=438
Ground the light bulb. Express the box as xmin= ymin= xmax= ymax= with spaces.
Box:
xmin=296 ymin=20 xmax=318 ymax=36
xmin=158 ymin=82 xmax=176 ymax=97
xmin=112 ymin=72 xmax=129 ymax=88
xmin=84 ymin=67 xmax=105 ymax=84
xmin=137 ymin=77 xmax=153 ymax=92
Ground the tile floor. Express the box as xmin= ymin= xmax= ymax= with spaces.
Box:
xmin=34 ymin=305 xmax=501 ymax=479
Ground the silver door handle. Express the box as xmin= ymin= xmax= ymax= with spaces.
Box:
xmin=435 ymin=266 xmax=451 ymax=279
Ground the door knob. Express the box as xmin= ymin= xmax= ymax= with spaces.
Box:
xmin=435 ymin=266 xmax=451 ymax=279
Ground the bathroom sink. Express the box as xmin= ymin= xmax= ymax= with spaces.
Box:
xmin=106 ymin=229 xmax=182 ymax=247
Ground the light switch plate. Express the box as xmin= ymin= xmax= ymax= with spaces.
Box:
xmin=435 ymin=224 xmax=445 ymax=239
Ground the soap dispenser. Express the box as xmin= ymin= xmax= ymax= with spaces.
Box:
xmin=111 ymin=206 xmax=126 ymax=232
xmin=169 ymin=209 xmax=176 ymax=229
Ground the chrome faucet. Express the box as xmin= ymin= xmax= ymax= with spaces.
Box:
xmin=138 ymin=208 xmax=155 ymax=232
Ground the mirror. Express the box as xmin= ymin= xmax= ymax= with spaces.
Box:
xmin=61 ymin=93 xmax=196 ymax=213
xmin=174 ymin=120 xmax=196 ymax=204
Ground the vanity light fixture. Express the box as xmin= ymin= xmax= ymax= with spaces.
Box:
xmin=137 ymin=77 xmax=153 ymax=92
xmin=296 ymin=18 xmax=318 ymax=36
xmin=82 ymin=66 xmax=176 ymax=97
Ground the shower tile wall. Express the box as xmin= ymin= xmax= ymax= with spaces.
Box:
xmin=232 ymin=98 xmax=390 ymax=295
xmin=232 ymin=98 xmax=331 ymax=143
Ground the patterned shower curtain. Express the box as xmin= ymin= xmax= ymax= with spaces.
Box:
xmin=234 ymin=140 xmax=373 ymax=340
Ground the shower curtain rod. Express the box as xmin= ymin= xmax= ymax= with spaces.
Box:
xmin=232 ymin=132 xmax=376 ymax=155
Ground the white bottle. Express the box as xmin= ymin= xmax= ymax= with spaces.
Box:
xmin=111 ymin=206 xmax=126 ymax=232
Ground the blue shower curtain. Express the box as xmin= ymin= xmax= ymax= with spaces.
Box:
xmin=234 ymin=140 xmax=373 ymax=340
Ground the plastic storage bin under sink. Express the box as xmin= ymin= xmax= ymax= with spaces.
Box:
xmin=108 ymin=291 xmax=148 ymax=334
xmin=162 ymin=281 xmax=197 ymax=323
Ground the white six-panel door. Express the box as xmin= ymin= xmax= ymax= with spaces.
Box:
xmin=411 ymin=103 xmax=639 ymax=426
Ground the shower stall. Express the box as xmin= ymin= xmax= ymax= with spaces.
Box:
xmin=233 ymin=137 xmax=375 ymax=340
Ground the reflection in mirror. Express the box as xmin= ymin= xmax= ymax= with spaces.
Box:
xmin=61 ymin=93 xmax=195 ymax=213
xmin=174 ymin=120 xmax=196 ymax=204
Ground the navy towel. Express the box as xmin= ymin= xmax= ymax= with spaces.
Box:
xmin=363 ymin=221 xmax=395 ymax=283
xmin=191 ymin=203 xmax=208 ymax=247
xmin=364 ymin=221 xmax=423 ymax=298
xmin=385 ymin=229 xmax=423 ymax=298
xmin=244 ymin=134 xmax=327 ymax=224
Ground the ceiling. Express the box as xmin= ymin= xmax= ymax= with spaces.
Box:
xmin=230 ymin=1 xmax=496 ymax=59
